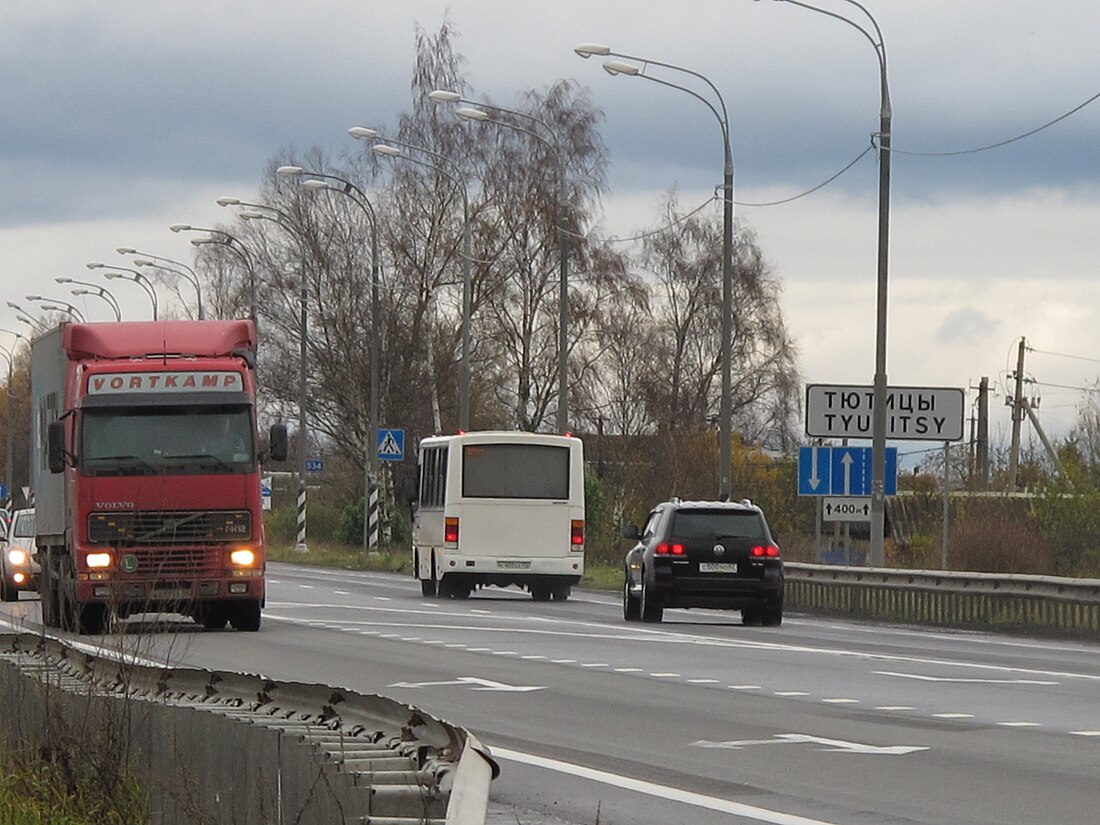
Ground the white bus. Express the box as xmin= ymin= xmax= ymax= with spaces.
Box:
xmin=410 ymin=431 xmax=585 ymax=601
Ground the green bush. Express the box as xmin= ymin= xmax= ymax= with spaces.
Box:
xmin=0 ymin=750 xmax=145 ymax=824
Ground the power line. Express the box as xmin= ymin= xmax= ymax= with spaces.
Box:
xmin=891 ymin=89 xmax=1100 ymax=157
xmin=1026 ymin=345 xmax=1100 ymax=365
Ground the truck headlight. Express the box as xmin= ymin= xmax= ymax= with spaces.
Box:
xmin=230 ymin=548 xmax=257 ymax=567
xmin=86 ymin=553 xmax=113 ymax=569
xmin=7 ymin=548 xmax=27 ymax=566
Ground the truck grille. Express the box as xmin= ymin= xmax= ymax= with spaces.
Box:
xmin=88 ymin=511 xmax=252 ymax=546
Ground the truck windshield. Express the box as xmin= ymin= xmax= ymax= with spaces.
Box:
xmin=81 ymin=405 xmax=254 ymax=476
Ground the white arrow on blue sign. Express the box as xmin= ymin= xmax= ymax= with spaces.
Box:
xmin=798 ymin=446 xmax=897 ymax=496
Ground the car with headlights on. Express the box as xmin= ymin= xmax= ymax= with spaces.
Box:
xmin=622 ymin=497 xmax=783 ymax=625
xmin=2 ymin=508 xmax=38 ymax=601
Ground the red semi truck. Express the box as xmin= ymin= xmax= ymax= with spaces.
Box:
xmin=30 ymin=320 xmax=287 ymax=634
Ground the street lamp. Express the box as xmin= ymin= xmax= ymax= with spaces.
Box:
xmin=87 ymin=263 xmax=159 ymax=319
xmin=221 ymin=197 xmax=311 ymax=552
xmin=118 ymin=247 xmax=204 ymax=320
xmin=5 ymin=303 xmax=48 ymax=335
xmin=350 ymin=126 xmax=474 ymax=432
xmin=25 ymin=295 xmax=86 ymax=322
xmin=429 ymin=89 xmax=571 ymax=434
xmin=55 ymin=277 xmax=122 ymax=321
xmin=172 ymin=224 xmax=257 ymax=326
xmin=761 ymin=0 xmax=892 ymax=565
xmin=575 ymin=44 xmax=736 ymax=500
xmin=0 ymin=328 xmax=27 ymax=510
xmin=275 ymin=164 xmax=383 ymax=552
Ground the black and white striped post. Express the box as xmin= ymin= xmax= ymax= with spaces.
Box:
xmin=367 ymin=480 xmax=380 ymax=551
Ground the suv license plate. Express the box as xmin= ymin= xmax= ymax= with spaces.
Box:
xmin=699 ymin=563 xmax=738 ymax=573
xmin=497 ymin=561 xmax=531 ymax=570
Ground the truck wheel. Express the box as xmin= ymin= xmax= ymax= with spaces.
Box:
xmin=1 ymin=570 xmax=17 ymax=603
xmin=229 ymin=601 xmax=262 ymax=631
xmin=76 ymin=604 xmax=107 ymax=635
xmin=530 ymin=585 xmax=552 ymax=602
xmin=38 ymin=557 xmax=59 ymax=628
xmin=196 ymin=604 xmax=229 ymax=630
xmin=421 ymin=578 xmax=438 ymax=597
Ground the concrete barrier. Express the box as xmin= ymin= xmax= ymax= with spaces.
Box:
xmin=0 ymin=632 xmax=497 ymax=824
xmin=786 ymin=562 xmax=1100 ymax=637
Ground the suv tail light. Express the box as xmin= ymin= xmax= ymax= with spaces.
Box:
xmin=655 ymin=542 xmax=686 ymax=556
xmin=750 ymin=544 xmax=780 ymax=558
xmin=444 ymin=517 xmax=459 ymax=545
xmin=570 ymin=519 xmax=585 ymax=546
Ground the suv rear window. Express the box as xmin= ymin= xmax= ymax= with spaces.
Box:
xmin=669 ymin=510 xmax=765 ymax=540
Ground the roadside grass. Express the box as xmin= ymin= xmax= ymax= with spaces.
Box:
xmin=267 ymin=543 xmax=625 ymax=593
xmin=0 ymin=751 xmax=145 ymax=825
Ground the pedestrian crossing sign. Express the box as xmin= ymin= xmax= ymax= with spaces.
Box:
xmin=377 ymin=428 xmax=405 ymax=462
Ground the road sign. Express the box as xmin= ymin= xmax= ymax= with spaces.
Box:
xmin=305 ymin=458 xmax=324 ymax=473
xmin=798 ymin=446 xmax=897 ymax=496
xmin=260 ymin=476 xmax=272 ymax=511
xmin=377 ymin=428 xmax=405 ymax=462
xmin=823 ymin=496 xmax=871 ymax=522
xmin=805 ymin=384 xmax=965 ymax=441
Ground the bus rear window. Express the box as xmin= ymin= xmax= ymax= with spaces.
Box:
xmin=462 ymin=443 xmax=569 ymax=499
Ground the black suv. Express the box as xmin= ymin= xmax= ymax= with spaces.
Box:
xmin=622 ymin=498 xmax=784 ymax=625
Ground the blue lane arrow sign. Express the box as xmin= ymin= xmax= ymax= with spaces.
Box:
xmin=799 ymin=446 xmax=898 ymax=496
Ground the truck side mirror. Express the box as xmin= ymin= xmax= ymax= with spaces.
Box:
xmin=47 ymin=421 xmax=66 ymax=474
xmin=268 ymin=424 xmax=289 ymax=462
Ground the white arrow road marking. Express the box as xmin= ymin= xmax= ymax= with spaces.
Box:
xmin=692 ymin=733 xmax=927 ymax=755
xmin=389 ymin=676 xmax=546 ymax=692
xmin=875 ymin=670 xmax=1059 ymax=685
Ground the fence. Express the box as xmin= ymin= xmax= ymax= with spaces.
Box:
xmin=0 ymin=632 xmax=497 ymax=824
xmin=786 ymin=562 xmax=1100 ymax=637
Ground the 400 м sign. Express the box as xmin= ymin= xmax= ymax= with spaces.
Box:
xmin=805 ymin=384 xmax=965 ymax=441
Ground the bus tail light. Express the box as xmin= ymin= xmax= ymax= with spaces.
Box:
xmin=571 ymin=519 xmax=585 ymax=547
xmin=444 ymin=517 xmax=460 ymax=545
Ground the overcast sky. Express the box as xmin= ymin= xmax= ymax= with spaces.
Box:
xmin=4 ymin=1 xmax=1099 ymax=460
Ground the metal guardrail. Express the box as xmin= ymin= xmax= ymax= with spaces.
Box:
xmin=785 ymin=562 xmax=1100 ymax=637
xmin=0 ymin=632 xmax=498 ymax=824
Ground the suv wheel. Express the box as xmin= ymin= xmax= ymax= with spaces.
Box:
xmin=640 ymin=574 xmax=663 ymax=623
xmin=622 ymin=573 xmax=640 ymax=621
xmin=761 ymin=595 xmax=784 ymax=627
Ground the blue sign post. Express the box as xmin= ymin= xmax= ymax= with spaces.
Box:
xmin=798 ymin=446 xmax=897 ymax=496
xmin=377 ymin=428 xmax=405 ymax=462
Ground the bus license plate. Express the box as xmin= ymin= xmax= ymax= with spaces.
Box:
xmin=699 ymin=563 xmax=737 ymax=573
xmin=497 ymin=561 xmax=531 ymax=570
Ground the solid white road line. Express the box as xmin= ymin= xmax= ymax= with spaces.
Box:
xmin=491 ymin=745 xmax=846 ymax=825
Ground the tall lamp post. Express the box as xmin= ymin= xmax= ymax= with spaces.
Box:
xmin=87 ymin=263 xmax=159 ymax=319
xmin=5 ymin=304 xmax=47 ymax=336
xmin=763 ymin=0 xmax=892 ymax=565
xmin=26 ymin=296 xmax=87 ymax=323
xmin=350 ymin=126 xmax=474 ymax=432
xmin=275 ymin=165 xmax=383 ymax=553
xmin=220 ymin=197 xmax=312 ymax=553
xmin=0 ymin=328 xmax=26 ymax=511
xmin=575 ymin=44 xmax=735 ymax=500
xmin=55 ymin=277 xmax=122 ymax=321
xmin=171 ymin=225 xmax=257 ymax=326
xmin=428 ymin=89 xmax=571 ymax=434
xmin=118 ymin=248 xmax=204 ymax=320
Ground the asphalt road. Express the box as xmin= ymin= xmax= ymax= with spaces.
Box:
xmin=4 ymin=563 xmax=1100 ymax=825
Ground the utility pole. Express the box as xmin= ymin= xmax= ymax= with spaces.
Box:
xmin=977 ymin=376 xmax=990 ymax=490
xmin=1008 ymin=339 xmax=1026 ymax=491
